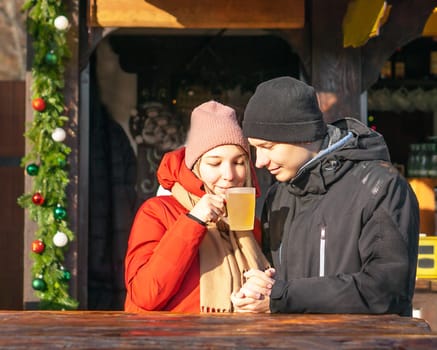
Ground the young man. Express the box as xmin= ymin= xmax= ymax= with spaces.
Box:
xmin=231 ymin=76 xmax=419 ymax=316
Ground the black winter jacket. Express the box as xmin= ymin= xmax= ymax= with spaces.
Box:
xmin=263 ymin=118 xmax=419 ymax=316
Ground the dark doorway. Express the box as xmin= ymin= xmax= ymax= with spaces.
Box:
xmin=87 ymin=31 xmax=298 ymax=309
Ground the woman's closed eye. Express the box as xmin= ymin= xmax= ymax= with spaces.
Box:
xmin=205 ymin=161 xmax=221 ymax=167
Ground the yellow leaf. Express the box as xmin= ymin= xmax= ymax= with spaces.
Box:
xmin=343 ymin=0 xmax=389 ymax=48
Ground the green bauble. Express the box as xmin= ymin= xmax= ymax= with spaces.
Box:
xmin=54 ymin=205 xmax=67 ymax=220
xmin=32 ymin=278 xmax=47 ymax=291
xmin=45 ymin=51 xmax=57 ymax=65
xmin=26 ymin=163 xmax=39 ymax=176
xmin=62 ymin=270 xmax=71 ymax=281
xmin=57 ymin=157 xmax=67 ymax=168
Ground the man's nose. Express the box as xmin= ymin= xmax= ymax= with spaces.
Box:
xmin=255 ymin=149 xmax=269 ymax=168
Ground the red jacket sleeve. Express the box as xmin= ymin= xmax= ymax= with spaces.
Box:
xmin=125 ymin=196 xmax=206 ymax=311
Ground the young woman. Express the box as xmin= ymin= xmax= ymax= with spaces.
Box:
xmin=124 ymin=100 xmax=270 ymax=313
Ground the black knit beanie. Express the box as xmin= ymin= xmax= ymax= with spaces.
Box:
xmin=243 ymin=76 xmax=327 ymax=143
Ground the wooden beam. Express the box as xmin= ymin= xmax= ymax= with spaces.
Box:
xmin=88 ymin=0 xmax=304 ymax=29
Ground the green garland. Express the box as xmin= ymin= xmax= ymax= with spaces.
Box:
xmin=18 ymin=0 xmax=78 ymax=310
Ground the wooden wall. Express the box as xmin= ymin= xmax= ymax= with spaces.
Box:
xmin=0 ymin=81 xmax=25 ymax=309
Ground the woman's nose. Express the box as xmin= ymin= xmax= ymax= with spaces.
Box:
xmin=222 ymin=164 xmax=235 ymax=180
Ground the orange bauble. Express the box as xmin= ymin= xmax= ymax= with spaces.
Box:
xmin=31 ymin=239 xmax=45 ymax=254
xmin=32 ymin=97 xmax=46 ymax=112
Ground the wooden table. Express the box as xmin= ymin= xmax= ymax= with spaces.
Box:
xmin=414 ymin=279 xmax=437 ymax=331
xmin=0 ymin=311 xmax=436 ymax=349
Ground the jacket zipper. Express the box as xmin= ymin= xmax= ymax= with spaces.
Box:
xmin=319 ymin=226 xmax=326 ymax=277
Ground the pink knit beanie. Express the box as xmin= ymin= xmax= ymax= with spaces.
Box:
xmin=185 ymin=100 xmax=250 ymax=169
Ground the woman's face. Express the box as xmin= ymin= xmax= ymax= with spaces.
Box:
xmin=198 ymin=145 xmax=248 ymax=195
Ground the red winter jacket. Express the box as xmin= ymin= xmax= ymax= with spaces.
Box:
xmin=124 ymin=147 xmax=261 ymax=313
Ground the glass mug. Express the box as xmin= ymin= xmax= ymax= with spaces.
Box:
xmin=225 ymin=187 xmax=256 ymax=230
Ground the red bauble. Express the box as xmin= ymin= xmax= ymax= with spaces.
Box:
xmin=32 ymin=98 xmax=46 ymax=112
xmin=31 ymin=239 xmax=45 ymax=254
xmin=32 ymin=192 xmax=45 ymax=205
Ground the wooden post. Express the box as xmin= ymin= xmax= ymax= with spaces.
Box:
xmin=279 ymin=0 xmax=362 ymax=123
xmin=310 ymin=0 xmax=362 ymax=123
xmin=63 ymin=0 xmax=85 ymax=308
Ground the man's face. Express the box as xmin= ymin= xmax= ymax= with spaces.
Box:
xmin=248 ymin=137 xmax=318 ymax=182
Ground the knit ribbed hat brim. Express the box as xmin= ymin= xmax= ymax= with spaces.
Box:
xmin=243 ymin=76 xmax=327 ymax=143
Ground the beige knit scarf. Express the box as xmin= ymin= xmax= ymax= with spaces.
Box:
xmin=171 ymin=182 xmax=270 ymax=312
